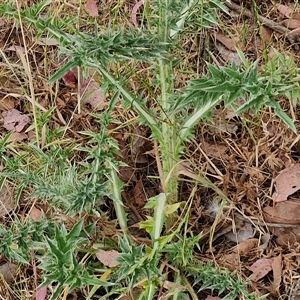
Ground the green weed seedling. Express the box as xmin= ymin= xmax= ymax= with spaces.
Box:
xmin=38 ymin=219 xmax=113 ymax=300
xmin=0 ymin=216 xmax=54 ymax=264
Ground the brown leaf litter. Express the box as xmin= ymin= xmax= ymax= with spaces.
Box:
xmin=1 ymin=0 xmax=300 ymax=299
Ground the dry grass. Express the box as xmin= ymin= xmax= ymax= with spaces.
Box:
xmin=1 ymin=0 xmax=300 ymax=299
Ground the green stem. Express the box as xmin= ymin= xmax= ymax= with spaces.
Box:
xmin=110 ymin=169 xmax=128 ymax=233
xmin=157 ymin=0 xmax=178 ymax=213
xmin=145 ymin=282 xmax=157 ymax=300
xmin=145 ymin=0 xmax=181 ymax=234
xmin=96 ymin=66 xmax=157 ymax=126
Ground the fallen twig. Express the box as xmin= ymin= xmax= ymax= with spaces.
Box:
xmin=225 ymin=1 xmax=300 ymax=47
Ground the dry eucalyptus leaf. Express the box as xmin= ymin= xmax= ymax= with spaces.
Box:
xmin=271 ymin=227 xmax=300 ymax=246
xmin=8 ymin=132 xmax=28 ymax=142
xmin=0 ymin=184 xmax=15 ymax=217
xmin=80 ymin=79 xmax=107 ymax=111
xmin=225 ymin=222 xmax=254 ymax=243
xmin=233 ymin=238 xmax=259 ymax=255
xmin=2 ymin=109 xmax=30 ymax=132
xmin=215 ymin=44 xmax=242 ymax=65
xmin=261 ymin=26 xmax=273 ymax=44
xmin=86 ymin=0 xmax=98 ymax=17
xmin=215 ymin=32 xmax=239 ymax=51
xmin=36 ymin=37 xmax=58 ymax=46
xmin=249 ymin=258 xmax=273 ymax=282
xmin=96 ymin=250 xmax=120 ymax=267
xmin=263 ymin=201 xmax=300 ymax=224
xmin=277 ymin=4 xmax=300 ymax=21
xmin=272 ymin=164 xmax=300 ymax=202
xmin=29 ymin=206 xmax=43 ymax=222
xmin=36 ymin=286 xmax=47 ymax=300
xmin=0 ymin=262 xmax=17 ymax=282
xmin=283 ymin=19 xmax=300 ymax=30
xmin=277 ymin=4 xmax=293 ymax=17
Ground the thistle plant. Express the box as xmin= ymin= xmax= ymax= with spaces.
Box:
xmin=0 ymin=216 xmax=55 ymax=264
xmin=38 ymin=220 xmax=113 ymax=300
xmin=187 ymin=263 xmax=267 ymax=300
xmin=1 ymin=0 xmax=298 ymax=217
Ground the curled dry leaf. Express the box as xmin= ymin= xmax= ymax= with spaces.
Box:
xmin=258 ymin=233 xmax=271 ymax=250
xmin=96 ymin=250 xmax=120 ymax=267
xmin=62 ymin=71 xmax=77 ymax=88
xmin=272 ymin=163 xmax=300 ymax=202
xmin=272 ymin=254 xmax=282 ymax=292
xmin=2 ymin=109 xmax=31 ymax=132
xmin=131 ymin=0 xmax=144 ymax=27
